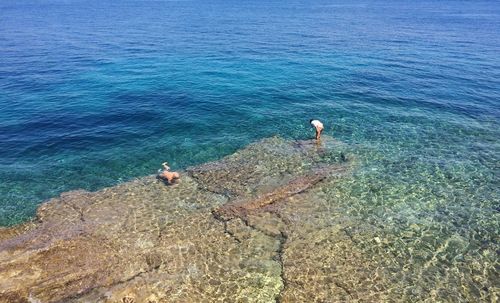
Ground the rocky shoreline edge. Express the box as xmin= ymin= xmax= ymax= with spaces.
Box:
xmin=1 ymin=136 xmax=402 ymax=303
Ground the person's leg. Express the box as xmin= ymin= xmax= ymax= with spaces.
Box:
xmin=315 ymin=127 xmax=321 ymax=140
xmin=166 ymin=172 xmax=181 ymax=184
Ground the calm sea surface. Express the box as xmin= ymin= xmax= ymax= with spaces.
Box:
xmin=0 ymin=0 xmax=499 ymax=298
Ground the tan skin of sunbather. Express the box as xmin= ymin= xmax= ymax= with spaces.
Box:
xmin=158 ymin=162 xmax=180 ymax=184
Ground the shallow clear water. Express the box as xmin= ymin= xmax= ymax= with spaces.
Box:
xmin=0 ymin=0 xmax=499 ymax=299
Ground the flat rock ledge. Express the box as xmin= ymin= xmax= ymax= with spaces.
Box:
xmin=0 ymin=137 xmax=391 ymax=303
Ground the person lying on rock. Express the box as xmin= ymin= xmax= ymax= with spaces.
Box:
xmin=157 ymin=162 xmax=180 ymax=184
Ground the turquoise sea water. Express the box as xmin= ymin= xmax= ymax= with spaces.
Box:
xmin=0 ymin=0 xmax=499 ymax=266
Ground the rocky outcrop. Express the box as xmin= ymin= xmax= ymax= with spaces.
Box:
xmin=0 ymin=137 xmax=396 ymax=303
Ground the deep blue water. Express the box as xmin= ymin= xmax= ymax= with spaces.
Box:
xmin=1 ymin=0 xmax=499 ymax=232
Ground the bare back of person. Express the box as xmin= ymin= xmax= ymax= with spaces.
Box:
xmin=158 ymin=162 xmax=180 ymax=184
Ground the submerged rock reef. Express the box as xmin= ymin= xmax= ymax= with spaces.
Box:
xmin=0 ymin=137 xmax=350 ymax=302
xmin=0 ymin=137 xmax=495 ymax=302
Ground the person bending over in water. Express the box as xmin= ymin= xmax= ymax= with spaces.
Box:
xmin=158 ymin=162 xmax=180 ymax=184
xmin=310 ymin=119 xmax=324 ymax=140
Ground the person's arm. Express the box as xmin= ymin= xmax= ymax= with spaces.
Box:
xmin=162 ymin=162 xmax=170 ymax=170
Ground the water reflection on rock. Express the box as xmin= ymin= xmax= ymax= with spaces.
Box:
xmin=0 ymin=137 xmax=497 ymax=302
